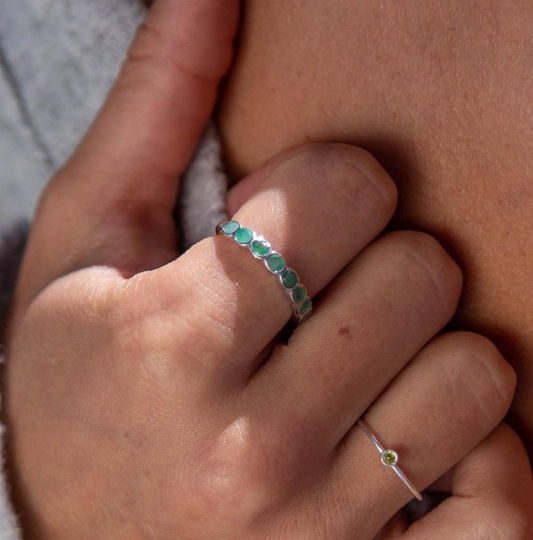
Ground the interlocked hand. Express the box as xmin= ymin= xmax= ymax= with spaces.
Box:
xmin=3 ymin=1 xmax=532 ymax=538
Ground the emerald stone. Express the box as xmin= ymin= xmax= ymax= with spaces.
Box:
xmin=291 ymin=286 xmax=307 ymax=304
xmin=381 ymin=449 xmax=398 ymax=467
xmin=234 ymin=227 xmax=253 ymax=244
xmin=265 ymin=253 xmax=286 ymax=273
xmin=222 ymin=220 xmax=240 ymax=235
xmin=299 ymin=299 xmax=312 ymax=315
xmin=251 ymin=239 xmax=270 ymax=257
xmin=282 ymin=270 xmax=298 ymax=289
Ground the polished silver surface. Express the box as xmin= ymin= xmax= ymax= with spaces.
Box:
xmin=357 ymin=418 xmax=423 ymax=502
xmin=216 ymin=220 xmax=313 ymax=324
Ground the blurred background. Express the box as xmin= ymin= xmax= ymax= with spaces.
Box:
xmin=0 ymin=0 xmax=145 ymax=230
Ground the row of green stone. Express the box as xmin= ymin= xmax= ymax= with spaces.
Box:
xmin=220 ymin=220 xmax=313 ymax=319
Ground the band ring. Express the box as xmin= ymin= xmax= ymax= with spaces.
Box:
xmin=357 ymin=418 xmax=423 ymax=501
xmin=216 ymin=220 xmax=313 ymax=324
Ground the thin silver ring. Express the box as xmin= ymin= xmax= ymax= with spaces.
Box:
xmin=215 ymin=220 xmax=313 ymax=324
xmin=357 ymin=418 xmax=423 ymax=501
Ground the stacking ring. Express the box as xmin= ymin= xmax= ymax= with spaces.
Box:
xmin=216 ymin=220 xmax=313 ymax=324
xmin=357 ymin=418 xmax=423 ymax=501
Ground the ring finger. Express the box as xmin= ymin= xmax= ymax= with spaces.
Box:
xmin=314 ymin=331 xmax=516 ymax=539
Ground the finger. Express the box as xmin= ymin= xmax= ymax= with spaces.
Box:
xmin=251 ymin=230 xmax=462 ymax=449
xmin=399 ymin=424 xmax=533 ymax=539
xmin=225 ymin=145 xmax=310 ymax=216
xmin=134 ymin=144 xmax=398 ymax=385
xmin=311 ymin=332 xmax=516 ymax=539
xmin=21 ymin=0 xmax=239 ymax=300
xmin=75 ymin=0 xmax=239 ymax=210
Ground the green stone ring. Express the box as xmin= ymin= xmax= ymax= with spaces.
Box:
xmin=357 ymin=418 xmax=423 ymax=502
xmin=216 ymin=220 xmax=313 ymax=324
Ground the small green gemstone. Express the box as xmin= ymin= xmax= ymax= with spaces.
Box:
xmin=266 ymin=253 xmax=286 ymax=273
xmin=234 ymin=227 xmax=253 ymax=244
xmin=251 ymin=239 xmax=270 ymax=257
xmin=282 ymin=270 xmax=299 ymax=289
xmin=298 ymin=309 xmax=312 ymax=323
xmin=222 ymin=220 xmax=240 ymax=235
xmin=299 ymin=299 xmax=312 ymax=315
xmin=291 ymin=286 xmax=307 ymax=304
xmin=381 ymin=449 xmax=398 ymax=467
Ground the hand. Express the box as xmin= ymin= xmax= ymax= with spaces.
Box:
xmin=3 ymin=0 xmax=532 ymax=538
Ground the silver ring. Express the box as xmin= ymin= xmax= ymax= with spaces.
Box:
xmin=216 ymin=220 xmax=313 ymax=324
xmin=357 ymin=419 xmax=423 ymax=501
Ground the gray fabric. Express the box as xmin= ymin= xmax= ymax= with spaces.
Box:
xmin=0 ymin=425 xmax=19 ymax=539
xmin=0 ymin=64 xmax=49 ymax=231
xmin=177 ymin=122 xmax=229 ymax=252
xmin=0 ymin=222 xmax=28 ymax=329
xmin=0 ymin=0 xmax=145 ymax=225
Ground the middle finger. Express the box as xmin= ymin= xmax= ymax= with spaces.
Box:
xmin=249 ymin=230 xmax=463 ymax=453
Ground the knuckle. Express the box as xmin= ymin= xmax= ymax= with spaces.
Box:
xmin=435 ymin=332 xmax=516 ymax=425
xmin=385 ymin=230 xmax=463 ymax=309
xmin=187 ymin=421 xmax=276 ymax=527
xmin=118 ymin=21 xmax=171 ymax=91
xmin=137 ymin=422 xmax=276 ymax=537
xmin=174 ymin=267 xmax=240 ymax=358
xmin=127 ymin=20 xmax=167 ymax=68
xmin=22 ymin=270 xmax=119 ymax=361
xmin=122 ymin=19 xmax=216 ymax=90
xmin=126 ymin=253 xmax=237 ymax=367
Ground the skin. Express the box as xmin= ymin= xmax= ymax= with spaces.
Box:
xmin=2 ymin=0 xmax=532 ymax=537
xmin=217 ymin=0 xmax=533 ymax=456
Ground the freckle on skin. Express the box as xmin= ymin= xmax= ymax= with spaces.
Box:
xmin=338 ymin=326 xmax=350 ymax=336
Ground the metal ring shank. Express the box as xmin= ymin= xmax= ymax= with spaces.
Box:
xmin=215 ymin=220 xmax=313 ymax=324
xmin=357 ymin=419 xmax=423 ymax=502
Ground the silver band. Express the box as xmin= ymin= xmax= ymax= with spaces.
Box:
xmin=357 ymin=419 xmax=423 ymax=501
xmin=216 ymin=220 xmax=313 ymax=324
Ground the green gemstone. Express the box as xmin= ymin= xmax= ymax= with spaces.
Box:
xmin=381 ymin=449 xmax=398 ymax=467
xmin=282 ymin=270 xmax=298 ymax=289
xmin=234 ymin=227 xmax=253 ymax=244
xmin=298 ymin=310 xmax=312 ymax=323
xmin=266 ymin=253 xmax=286 ymax=273
xmin=251 ymin=239 xmax=270 ymax=257
xmin=299 ymin=299 xmax=312 ymax=315
xmin=222 ymin=220 xmax=240 ymax=235
xmin=291 ymin=286 xmax=307 ymax=304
